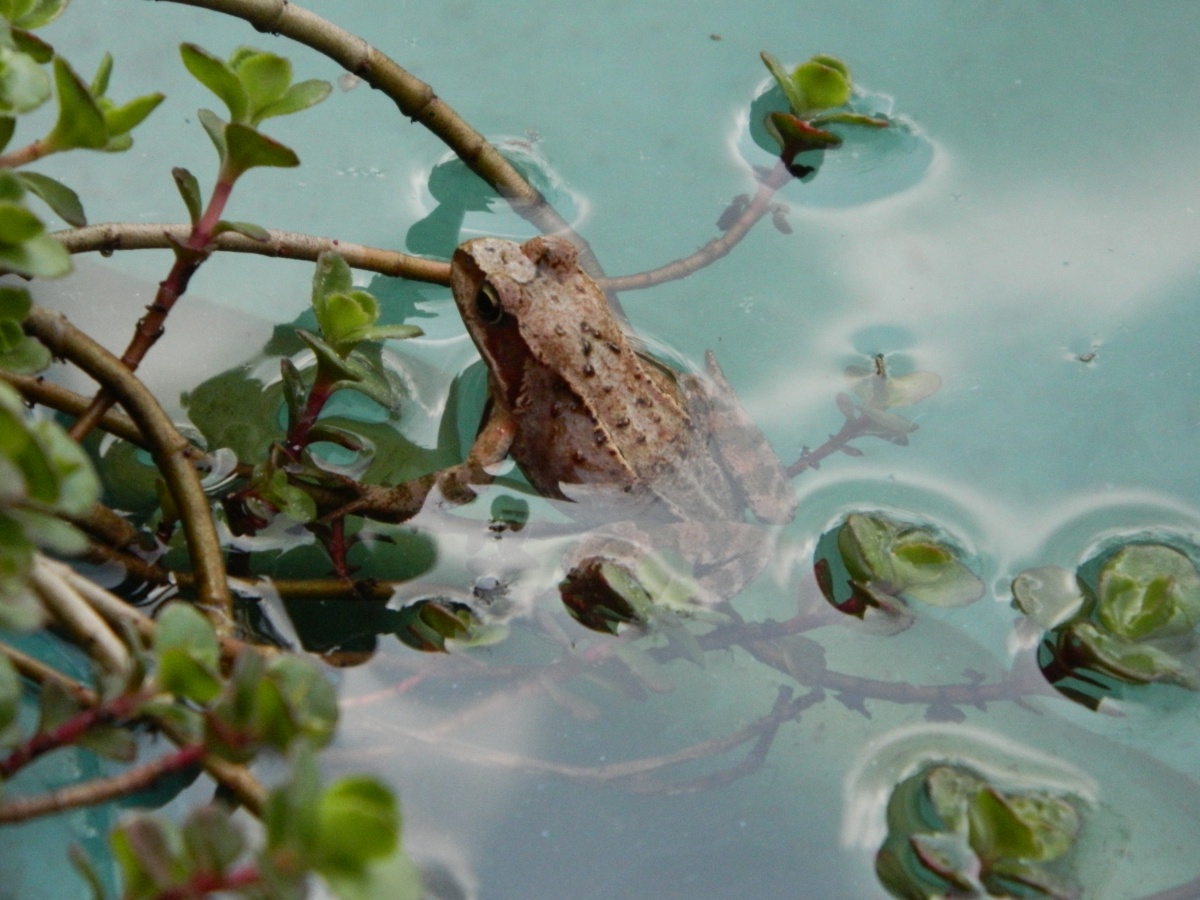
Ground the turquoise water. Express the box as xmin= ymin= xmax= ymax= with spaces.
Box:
xmin=18 ymin=2 xmax=1200 ymax=898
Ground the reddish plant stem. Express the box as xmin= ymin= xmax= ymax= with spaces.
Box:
xmin=0 ymin=690 xmax=149 ymax=780
xmin=0 ymin=743 xmax=205 ymax=823
xmin=69 ymin=176 xmax=237 ymax=442
xmin=286 ymin=372 xmax=336 ymax=454
xmin=0 ymin=139 xmax=49 ymax=169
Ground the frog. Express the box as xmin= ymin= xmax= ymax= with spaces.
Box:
xmin=448 ymin=234 xmax=797 ymax=610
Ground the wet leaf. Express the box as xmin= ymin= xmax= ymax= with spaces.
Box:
xmin=153 ymin=602 xmax=222 ymax=704
xmin=1095 ymin=543 xmax=1200 ymax=641
xmin=1012 ymin=566 xmax=1087 ymax=630
xmin=1069 ymin=621 xmax=1200 ymax=688
xmin=790 ymin=57 xmax=851 ymax=112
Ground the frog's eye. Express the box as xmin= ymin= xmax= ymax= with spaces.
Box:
xmin=475 ymin=283 xmax=506 ymax=325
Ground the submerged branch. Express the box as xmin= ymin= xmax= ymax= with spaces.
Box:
xmin=601 ymin=160 xmax=794 ymax=292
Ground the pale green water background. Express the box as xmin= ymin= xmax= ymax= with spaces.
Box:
xmin=11 ymin=2 xmax=1200 ymax=898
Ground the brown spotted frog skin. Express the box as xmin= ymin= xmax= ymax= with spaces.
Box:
xmin=450 ymin=235 xmax=796 ymax=527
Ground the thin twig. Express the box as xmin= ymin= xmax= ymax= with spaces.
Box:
xmin=0 ymin=370 xmax=146 ymax=446
xmin=600 ymin=160 xmax=794 ymax=292
xmin=0 ymin=637 xmax=268 ymax=814
xmin=0 ymin=744 xmax=204 ymax=823
xmin=23 ymin=306 xmax=233 ymax=626
xmin=52 ymin=223 xmax=452 ymax=285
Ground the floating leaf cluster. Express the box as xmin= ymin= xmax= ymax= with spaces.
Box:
xmin=816 ymin=511 xmax=984 ymax=626
xmin=876 ymin=763 xmax=1084 ymax=900
xmin=1013 ymin=541 xmax=1200 ymax=706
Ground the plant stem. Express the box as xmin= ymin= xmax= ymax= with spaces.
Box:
xmin=0 ymin=139 xmax=49 ymax=169
xmin=0 ymin=690 xmax=147 ymax=780
xmin=601 ymin=160 xmax=794 ymax=292
xmin=0 ymin=744 xmax=205 ymax=823
xmin=50 ymin=223 xmax=452 ymax=285
xmin=23 ymin=306 xmax=233 ymax=626
xmin=0 ymin=638 xmax=268 ymax=814
xmin=0 ymin=370 xmax=146 ymax=446
xmin=69 ymin=178 xmax=238 ymax=442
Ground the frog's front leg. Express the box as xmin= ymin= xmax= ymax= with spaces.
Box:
xmin=425 ymin=403 xmax=519 ymax=506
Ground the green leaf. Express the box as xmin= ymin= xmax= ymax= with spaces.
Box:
xmin=44 ymin=55 xmax=106 ymax=152
xmin=16 ymin=170 xmax=85 ymax=226
xmin=317 ymin=291 xmax=378 ymax=348
xmin=171 ymin=167 xmax=202 ymax=225
xmin=6 ymin=0 xmax=69 ymax=30
xmin=233 ymin=50 xmax=290 ymax=120
xmin=790 ymin=58 xmax=852 ymax=112
xmin=89 ymin=51 xmax=111 ymax=97
xmin=339 ymin=324 xmax=423 ymax=346
xmin=153 ymin=602 xmax=222 ymax=703
xmin=182 ymin=805 xmax=244 ymax=874
xmin=224 ymin=122 xmax=299 ymax=175
xmin=0 ymin=115 xmax=14 ymax=152
xmin=256 ymin=78 xmax=331 ymax=122
xmin=0 ymin=198 xmax=43 ymax=241
xmin=196 ymin=107 xmax=227 ymax=160
xmin=322 ymin=850 xmax=423 ymax=900
xmin=968 ymin=786 xmax=1039 ymax=862
xmin=102 ymin=91 xmax=164 ymax=140
xmin=296 ymin=329 xmax=360 ymax=382
xmin=0 ymin=43 xmax=50 ymax=113
xmin=10 ymin=28 xmax=54 ymax=64
xmin=213 ymin=219 xmax=269 ymax=241
xmin=0 ymin=229 xmax=70 ymax=276
xmin=1096 ymin=543 xmax=1200 ymax=641
xmin=1011 ymin=566 xmax=1087 ymax=630
xmin=312 ymin=250 xmax=354 ymax=304
xmin=262 ymin=653 xmax=338 ymax=749
xmin=0 ymin=282 xmax=30 ymax=319
xmin=180 ymin=42 xmax=247 ymax=123
xmin=1070 ymin=621 xmax=1200 ymax=688
xmin=760 ymin=52 xmax=807 ymax=118
xmin=315 ymin=777 xmax=399 ymax=874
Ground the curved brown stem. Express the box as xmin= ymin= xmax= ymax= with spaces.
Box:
xmin=154 ymin=0 xmax=603 ymax=273
xmin=53 ymin=223 xmax=452 ymax=285
xmin=23 ymin=306 xmax=233 ymax=627
xmin=0 ymin=370 xmax=146 ymax=446
xmin=601 ymin=160 xmax=793 ymax=292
